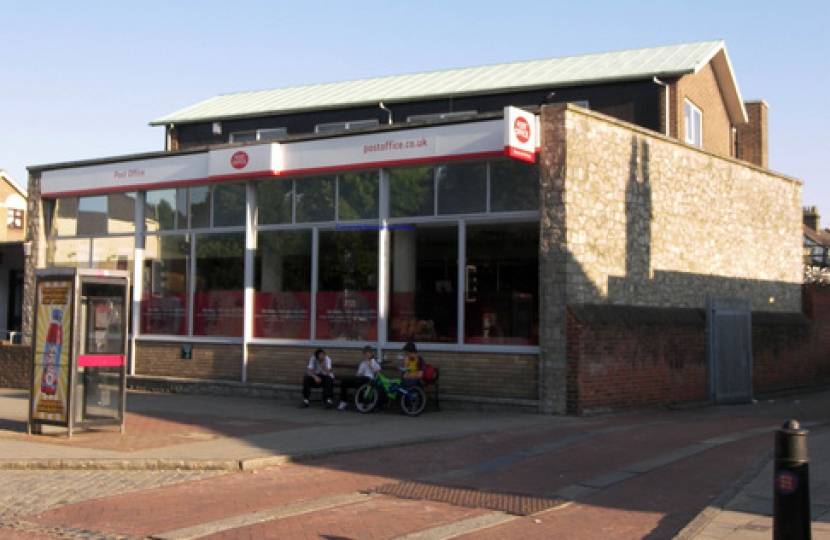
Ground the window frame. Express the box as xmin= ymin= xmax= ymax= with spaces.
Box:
xmin=685 ymin=99 xmax=703 ymax=147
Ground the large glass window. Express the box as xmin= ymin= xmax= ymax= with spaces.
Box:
xmin=213 ymin=183 xmax=247 ymax=228
xmin=77 ymin=196 xmax=108 ymax=235
xmin=254 ymin=230 xmax=312 ymax=339
xmin=46 ymin=238 xmax=91 ymax=268
xmin=107 ymin=192 xmax=136 ymax=233
xmin=92 ymin=237 xmax=134 ymax=274
xmin=390 ymin=167 xmax=435 ymax=217
xmin=257 ymin=180 xmax=293 ymax=225
xmin=189 ymin=186 xmax=211 ymax=229
xmin=316 ymin=230 xmax=378 ymax=341
xmin=296 ymin=176 xmax=335 ymax=223
xmin=437 ymin=163 xmax=486 ymax=215
xmin=46 ymin=197 xmax=77 ymax=237
xmin=388 ymin=225 xmax=457 ymax=343
xmin=145 ymin=189 xmax=177 ymax=231
xmin=338 ymin=171 xmax=379 ymax=221
xmin=464 ymin=222 xmax=538 ymax=345
xmin=193 ymin=232 xmax=245 ymax=337
xmin=141 ymin=234 xmax=190 ymax=336
xmin=490 ymin=160 xmax=539 ymax=212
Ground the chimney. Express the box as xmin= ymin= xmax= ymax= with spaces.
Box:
xmin=804 ymin=206 xmax=821 ymax=231
xmin=736 ymin=101 xmax=768 ymax=168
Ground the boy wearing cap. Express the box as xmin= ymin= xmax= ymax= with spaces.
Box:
xmin=337 ymin=345 xmax=381 ymax=410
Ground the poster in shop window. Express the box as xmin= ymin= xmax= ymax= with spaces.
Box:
xmin=31 ymin=280 xmax=73 ymax=423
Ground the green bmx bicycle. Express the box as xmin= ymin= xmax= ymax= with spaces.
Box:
xmin=354 ymin=367 xmax=427 ymax=416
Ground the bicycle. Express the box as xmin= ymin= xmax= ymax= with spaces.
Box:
xmin=354 ymin=366 xmax=427 ymax=416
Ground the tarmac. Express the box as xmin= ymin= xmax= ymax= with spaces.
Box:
xmin=1 ymin=386 xmax=829 ymax=539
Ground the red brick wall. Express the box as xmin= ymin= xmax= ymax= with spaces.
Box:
xmin=736 ymin=101 xmax=768 ymax=168
xmin=567 ymin=287 xmax=830 ymax=415
xmin=566 ymin=309 xmax=708 ymax=414
xmin=754 ymin=285 xmax=830 ymax=391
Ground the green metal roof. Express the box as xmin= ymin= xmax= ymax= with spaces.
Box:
xmin=151 ymin=40 xmax=742 ymax=126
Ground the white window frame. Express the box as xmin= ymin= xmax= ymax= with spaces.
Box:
xmin=314 ymin=119 xmax=379 ymax=134
xmin=685 ymin=99 xmax=702 ymax=147
xmin=407 ymin=110 xmax=478 ymax=123
xmin=230 ymin=128 xmax=287 ymax=143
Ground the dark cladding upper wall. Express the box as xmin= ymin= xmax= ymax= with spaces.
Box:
xmin=171 ymin=80 xmax=663 ymax=150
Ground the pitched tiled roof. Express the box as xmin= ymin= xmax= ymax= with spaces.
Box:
xmin=152 ymin=40 xmax=744 ymax=125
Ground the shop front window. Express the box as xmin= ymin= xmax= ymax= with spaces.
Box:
xmin=77 ymin=196 xmax=108 ymax=235
xmin=437 ymin=163 xmax=486 ymax=215
xmin=296 ymin=176 xmax=335 ymax=223
xmin=193 ymin=232 xmax=245 ymax=337
xmin=106 ymin=192 xmax=136 ymax=233
xmin=388 ymin=224 xmax=457 ymax=343
xmin=92 ymin=237 xmax=134 ymax=274
xmin=464 ymin=222 xmax=538 ymax=345
xmin=390 ymin=167 xmax=435 ymax=217
xmin=338 ymin=171 xmax=379 ymax=221
xmin=47 ymin=238 xmax=91 ymax=268
xmin=257 ymin=180 xmax=293 ymax=225
xmin=490 ymin=160 xmax=539 ymax=212
xmin=189 ymin=186 xmax=211 ymax=229
xmin=213 ymin=183 xmax=247 ymax=227
xmin=316 ymin=230 xmax=378 ymax=341
xmin=145 ymin=189 xmax=177 ymax=231
xmin=254 ymin=230 xmax=312 ymax=339
xmin=141 ymin=234 xmax=190 ymax=336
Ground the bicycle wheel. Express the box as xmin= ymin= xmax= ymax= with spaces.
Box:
xmin=399 ymin=385 xmax=427 ymax=416
xmin=354 ymin=382 xmax=379 ymax=413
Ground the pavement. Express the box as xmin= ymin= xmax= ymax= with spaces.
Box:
xmin=1 ymin=386 xmax=829 ymax=539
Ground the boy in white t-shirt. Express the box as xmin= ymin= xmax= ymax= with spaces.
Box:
xmin=337 ymin=345 xmax=381 ymax=410
xmin=300 ymin=348 xmax=335 ymax=409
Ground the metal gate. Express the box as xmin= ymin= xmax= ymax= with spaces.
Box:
xmin=707 ymin=296 xmax=753 ymax=405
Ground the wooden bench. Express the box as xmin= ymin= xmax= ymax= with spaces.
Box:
xmin=320 ymin=362 xmax=440 ymax=411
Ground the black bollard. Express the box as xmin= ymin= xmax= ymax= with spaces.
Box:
xmin=774 ymin=419 xmax=811 ymax=540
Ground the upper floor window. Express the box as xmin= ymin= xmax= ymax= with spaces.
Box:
xmin=315 ymin=119 xmax=379 ymax=134
xmin=230 ymin=128 xmax=287 ymax=143
xmin=6 ymin=209 xmax=23 ymax=229
xmin=407 ymin=111 xmax=478 ymax=123
xmin=685 ymin=100 xmax=702 ymax=147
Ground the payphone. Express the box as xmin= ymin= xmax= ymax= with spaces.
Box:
xmin=28 ymin=268 xmax=130 ymax=437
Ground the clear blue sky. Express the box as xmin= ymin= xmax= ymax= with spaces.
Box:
xmin=1 ymin=1 xmax=827 ymax=222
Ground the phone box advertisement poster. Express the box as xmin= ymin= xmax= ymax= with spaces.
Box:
xmin=31 ymin=281 xmax=72 ymax=422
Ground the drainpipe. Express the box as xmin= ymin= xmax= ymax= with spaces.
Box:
xmin=653 ymin=77 xmax=670 ymax=137
xmin=379 ymin=102 xmax=393 ymax=125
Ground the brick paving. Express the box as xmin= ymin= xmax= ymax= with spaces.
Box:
xmin=0 ymin=388 xmax=829 ymax=538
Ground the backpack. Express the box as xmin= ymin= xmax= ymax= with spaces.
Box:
xmin=422 ymin=363 xmax=437 ymax=382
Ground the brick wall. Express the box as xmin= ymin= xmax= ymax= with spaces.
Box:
xmin=675 ymin=58 xmax=733 ymax=156
xmin=248 ymin=345 xmax=537 ymax=400
xmin=0 ymin=344 xmax=32 ymax=389
xmin=566 ymin=307 xmax=708 ymax=415
xmin=565 ymin=286 xmax=830 ymax=415
xmin=753 ymin=285 xmax=830 ymax=391
xmin=134 ymin=342 xmax=242 ymax=381
xmin=736 ymin=101 xmax=768 ymax=168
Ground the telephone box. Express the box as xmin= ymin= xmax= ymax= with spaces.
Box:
xmin=28 ymin=268 xmax=130 ymax=437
